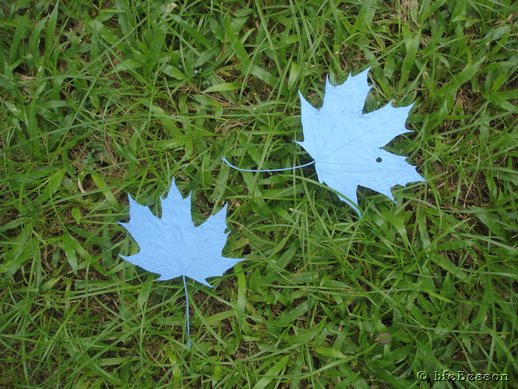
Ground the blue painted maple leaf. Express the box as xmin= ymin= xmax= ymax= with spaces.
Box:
xmin=119 ymin=180 xmax=243 ymax=287
xmin=119 ymin=180 xmax=243 ymax=348
xmin=297 ymin=68 xmax=423 ymax=215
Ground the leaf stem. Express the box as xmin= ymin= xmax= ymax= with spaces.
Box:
xmin=182 ymin=275 xmax=190 ymax=349
xmin=222 ymin=157 xmax=315 ymax=173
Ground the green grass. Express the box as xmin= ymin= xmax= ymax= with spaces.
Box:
xmin=1 ymin=0 xmax=516 ymax=387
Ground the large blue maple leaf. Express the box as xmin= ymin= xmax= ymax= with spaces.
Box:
xmin=222 ymin=68 xmax=423 ymax=215
xmin=297 ymin=68 xmax=423 ymax=214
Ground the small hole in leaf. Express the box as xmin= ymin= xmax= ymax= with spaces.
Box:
xmin=376 ymin=157 xmax=382 ymax=163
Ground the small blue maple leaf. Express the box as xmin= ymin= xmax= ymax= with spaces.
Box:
xmin=297 ymin=68 xmax=423 ymax=214
xmin=118 ymin=179 xmax=243 ymax=347
xmin=119 ymin=179 xmax=243 ymax=286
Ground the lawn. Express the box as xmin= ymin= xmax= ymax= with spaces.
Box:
xmin=0 ymin=0 xmax=516 ymax=387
